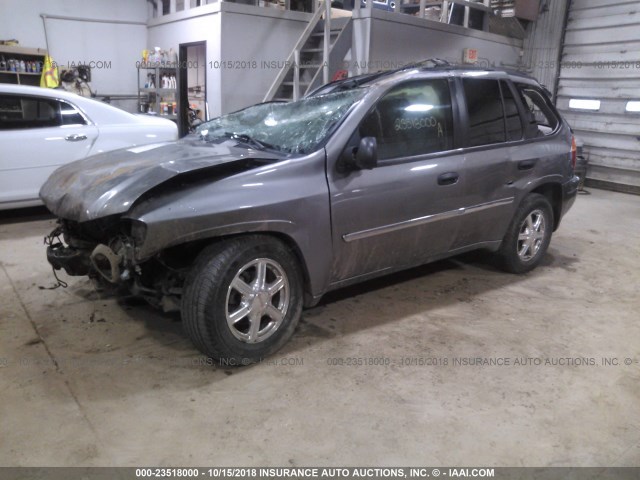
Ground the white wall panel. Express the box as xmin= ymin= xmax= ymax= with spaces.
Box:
xmin=0 ymin=0 xmax=147 ymax=110
xmin=521 ymin=0 xmax=569 ymax=93
xmin=365 ymin=9 xmax=522 ymax=69
xmin=558 ymin=0 xmax=640 ymax=191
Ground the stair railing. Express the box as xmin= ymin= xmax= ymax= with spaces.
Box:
xmin=263 ymin=0 xmax=327 ymax=102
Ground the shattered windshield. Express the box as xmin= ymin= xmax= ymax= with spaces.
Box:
xmin=196 ymin=89 xmax=366 ymax=154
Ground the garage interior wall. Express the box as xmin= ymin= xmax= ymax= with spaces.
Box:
xmin=219 ymin=4 xmax=311 ymax=115
xmin=365 ymin=9 xmax=523 ymax=70
xmin=147 ymin=3 xmax=310 ymax=118
xmin=150 ymin=4 xmax=528 ymax=116
xmin=3 ymin=0 xmax=553 ymax=122
xmin=521 ymin=0 xmax=569 ymax=95
xmin=0 ymin=0 xmax=147 ymax=111
xmin=556 ymin=0 xmax=640 ymax=193
xmin=147 ymin=5 xmax=223 ymax=118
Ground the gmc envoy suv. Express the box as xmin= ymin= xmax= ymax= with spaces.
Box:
xmin=41 ymin=61 xmax=579 ymax=364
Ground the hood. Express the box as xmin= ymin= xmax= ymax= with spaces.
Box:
xmin=133 ymin=113 xmax=178 ymax=127
xmin=40 ymin=138 xmax=285 ymax=222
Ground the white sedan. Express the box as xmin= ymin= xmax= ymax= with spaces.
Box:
xmin=0 ymin=84 xmax=178 ymax=210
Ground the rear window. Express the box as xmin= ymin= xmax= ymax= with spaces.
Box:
xmin=515 ymin=85 xmax=559 ymax=138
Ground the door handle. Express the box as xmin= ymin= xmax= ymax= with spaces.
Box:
xmin=518 ymin=159 xmax=537 ymax=171
xmin=438 ymin=172 xmax=459 ymax=186
xmin=65 ymin=134 xmax=87 ymax=142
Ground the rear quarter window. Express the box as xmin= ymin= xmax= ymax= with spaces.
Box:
xmin=515 ymin=85 xmax=559 ymax=138
xmin=60 ymin=101 xmax=87 ymax=126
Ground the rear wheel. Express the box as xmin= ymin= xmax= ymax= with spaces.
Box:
xmin=182 ymin=235 xmax=303 ymax=365
xmin=496 ymin=193 xmax=553 ymax=274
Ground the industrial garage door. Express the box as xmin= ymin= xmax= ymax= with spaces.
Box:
xmin=556 ymin=0 xmax=640 ymax=193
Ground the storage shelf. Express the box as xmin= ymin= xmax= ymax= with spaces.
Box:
xmin=138 ymin=64 xmax=179 ymax=120
xmin=0 ymin=46 xmax=47 ymax=87
xmin=139 ymin=87 xmax=176 ymax=94
xmin=0 ymin=70 xmax=41 ymax=75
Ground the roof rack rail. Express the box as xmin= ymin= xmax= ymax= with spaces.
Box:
xmin=402 ymin=58 xmax=452 ymax=69
xmin=305 ymin=58 xmax=455 ymax=97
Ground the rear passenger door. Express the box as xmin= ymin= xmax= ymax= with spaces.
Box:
xmin=450 ymin=77 xmax=525 ymax=250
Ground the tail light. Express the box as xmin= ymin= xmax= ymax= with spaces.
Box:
xmin=570 ymin=135 xmax=577 ymax=170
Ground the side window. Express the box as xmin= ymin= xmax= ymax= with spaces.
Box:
xmin=0 ymin=95 xmax=62 ymax=130
xmin=462 ymin=79 xmax=505 ymax=147
xmin=358 ymin=79 xmax=454 ymax=161
xmin=515 ymin=85 xmax=559 ymax=138
xmin=60 ymin=101 xmax=87 ymax=126
xmin=500 ymin=81 xmax=523 ymax=141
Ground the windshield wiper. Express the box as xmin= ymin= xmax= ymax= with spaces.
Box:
xmin=223 ymin=132 xmax=278 ymax=151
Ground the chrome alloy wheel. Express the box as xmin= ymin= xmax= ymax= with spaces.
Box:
xmin=517 ymin=209 xmax=546 ymax=262
xmin=225 ymin=258 xmax=290 ymax=343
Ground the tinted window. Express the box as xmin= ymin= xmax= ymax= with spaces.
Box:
xmin=515 ymin=85 xmax=559 ymax=138
xmin=358 ymin=79 xmax=453 ymax=160
xmin=463 ymin=79 xmax=505 ymax=147
xmin=0 ymin=95 xmax=85 ymax=130
xmin=0 ymin=95 xmax=60 ymax=130
xmin=501 ymin=81 xmax=523 ymax=141
xmin=60 ymin=101 xmax=87 ymax=126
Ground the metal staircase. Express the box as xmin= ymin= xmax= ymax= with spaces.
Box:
xmin=263 ymin=6 xmax=352 ymax=102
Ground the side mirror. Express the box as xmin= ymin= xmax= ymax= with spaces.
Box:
xmin=347 ymin=136 xmax=377 ymax=170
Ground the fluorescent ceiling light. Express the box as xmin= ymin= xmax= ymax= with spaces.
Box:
xmin=569 ymin=99 xmax=601 ymax=111
xmin=626 ymin=101 xmax=640 ymax=112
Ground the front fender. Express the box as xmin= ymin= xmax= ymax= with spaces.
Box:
xmin=136 ymin=219 xmax=297 ymax=260
xmin=124 ymin=152 xmax=333 ymax=298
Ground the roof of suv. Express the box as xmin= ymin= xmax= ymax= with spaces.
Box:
xmin=307 ymin=59 xmax=541 ymax=97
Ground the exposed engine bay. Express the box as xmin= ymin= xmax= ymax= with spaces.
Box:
xmin=45 ymin=216 xmax=187 ymax=312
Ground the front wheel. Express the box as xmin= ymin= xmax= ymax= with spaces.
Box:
xmin=496 ymin=193 xmax=554 ymax=274
xmin=182 ymin=235 xmax=303 ymax=365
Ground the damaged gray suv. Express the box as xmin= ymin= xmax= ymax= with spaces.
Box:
xmin=41 ymin=63 xmax=579 ymax=364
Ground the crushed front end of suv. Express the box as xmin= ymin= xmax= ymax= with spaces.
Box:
xmin=41 ymin=63 xmax=580 ymax=364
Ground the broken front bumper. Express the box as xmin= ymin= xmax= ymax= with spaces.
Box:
xmin=45 ymin=226 xmax=129 ymax=283
xmin=47 ymin=242 xmax=91 ymax=276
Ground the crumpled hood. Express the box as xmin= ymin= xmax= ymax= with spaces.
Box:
xmin=40 ymin=138 xmax=284 ymax=222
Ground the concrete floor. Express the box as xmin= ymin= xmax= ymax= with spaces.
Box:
xmin=0 ymin=188 xmax=639 ymax=467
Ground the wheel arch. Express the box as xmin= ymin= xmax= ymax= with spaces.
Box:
xmin=529 ymin=182 xmax=563 ymax=231
xmin=159 ymin=231 xmax=316 ymax=307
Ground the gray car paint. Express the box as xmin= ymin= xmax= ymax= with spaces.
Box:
xmin=39 ymin=140 xmax=286 ymax=222
xmin=40 ymin=68 xmax=578 ymax=305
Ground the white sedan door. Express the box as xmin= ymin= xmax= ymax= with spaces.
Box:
xmin=0 ymin=94 xmax=98 ymax=209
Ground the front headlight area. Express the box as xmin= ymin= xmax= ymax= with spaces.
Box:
xmin=45 ymin=216 xmax=189 ymax=312
xmin=129 ymin=219 xmax=148 ymax=257
xmin=44 ymin=216 xmax=140 ymax=282
xmin=88 ymin=218 xmax=149 ymax=284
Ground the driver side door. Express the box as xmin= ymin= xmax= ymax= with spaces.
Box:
xmin=326 ymin=78 xmax=468 ymax=284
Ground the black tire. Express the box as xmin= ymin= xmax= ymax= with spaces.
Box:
xmin=182 ymin=235 xmax=303 ymax=365
xmin=496 ymin=193 xmax=554 ymax=274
